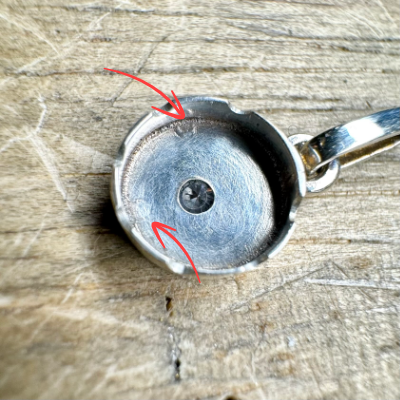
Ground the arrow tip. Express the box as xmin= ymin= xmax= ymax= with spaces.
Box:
xmin=151 ymin=222 xmax=201 ymax=283
xmin=151 ymin=222 xmax=165 ymax=248
xmin=151 ymin=92 xmax=185 ymax=120
xmin=152 ymin=222 xmax=176 ymax=232
xmin=151 ymin=222 xmax=177 ymax=249
xmin=171 ymin=91 xmax=185 ymax=120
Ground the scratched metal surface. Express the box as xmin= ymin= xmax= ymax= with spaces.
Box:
xmin=122 ymin=118 xmax=275 ymax=270
xmin=0 ymin=0 xmax=400 ymax=399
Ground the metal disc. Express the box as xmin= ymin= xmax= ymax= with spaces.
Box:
xmin=121 ymin=118 xmax=275 ymax=271
xmin=112 ymin=97 xmax=305 ymax=275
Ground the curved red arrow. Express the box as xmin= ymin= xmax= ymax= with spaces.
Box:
xmin=104 ymin=68 xmax=185 ymax=120
xmin=151 ymin=222 xmax=200 ymax=283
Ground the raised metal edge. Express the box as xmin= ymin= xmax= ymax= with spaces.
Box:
xmin=111 ymin=96 xmax=307 ymax=275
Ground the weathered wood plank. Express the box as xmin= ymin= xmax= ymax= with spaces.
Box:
xmin=0 ymin=0 xmax=399 ymax=399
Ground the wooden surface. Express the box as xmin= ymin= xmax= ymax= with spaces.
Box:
xmin=1 ymin=1 xmax=399 ymax=399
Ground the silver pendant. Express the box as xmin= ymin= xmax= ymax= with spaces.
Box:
xmin=111 ymin=97 xmax=399 ymax=276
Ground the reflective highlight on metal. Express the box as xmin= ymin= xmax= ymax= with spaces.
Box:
xmin=111 ymin=98 xmax=400 ymax=275
xmin=299 ymin=108 xmax=400 ymax=175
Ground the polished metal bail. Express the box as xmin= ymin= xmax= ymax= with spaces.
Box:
xmin=289 ymin=108 xmax=400 ymax=193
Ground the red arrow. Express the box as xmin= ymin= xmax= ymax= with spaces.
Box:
xmin=151 ymin=222 xmax=201 ymax=283
xmin=104 ymin=68 xmax=185 ymax=120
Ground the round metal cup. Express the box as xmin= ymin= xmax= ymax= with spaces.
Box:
xmin=111 ymin=97 xmax=306 ymax=275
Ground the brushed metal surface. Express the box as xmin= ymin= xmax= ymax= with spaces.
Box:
xmin=122 ymin=118 xmax=275 ymax=270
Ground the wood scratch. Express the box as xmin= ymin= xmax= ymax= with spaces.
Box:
xmin=0 ymin=4 xmax=115 ymax=89
xmin=331 ymin=261 xmax=375 ymax=302
xmin=22 ymin=221 xmax=45 ymax=258
xmin=0 ymin=55 xmax=51 ymax=88
xmin=28 ymin=312 xmax=54 ymax=342
xmin=0 ymin=13 xmax=59 ymax=55
xmin=373 ymin=0 xmax=396 ymax=25
xmin=28 ymin=96 xmax=74 ymax=212
xmin=202 ymin=71 xmax=223 ymax=95
xmin=230 ymin=265 xmax=327 ymax=311
xmin=1 ymin=220 xmax=46 ymax=282
xmin=305 ymin=357 xmax=325 ymax=398
xmin=35 ymin=366 xmax=73 ymax=398
xmin=28 ymin=297 xmax=146 ymax=343
xmin=248 ymin=353 xmax=267 ymax=400
xmin=0 ymin=365 xmax=17 ymax=389
xmin=86 ymin=363 xmax=133 ymax=397
xmin=366 ymin=305 xmax=398 ymax=314
xmin=32 ymin=96 xmax=47 ymax=136
xmin=86 ymin=365 xmax=112 ymax=396
xmin=0 ymin=135 xmax=30 ymax=155
xmin=112 ymin=41 xmax=160 ymax=104
xmin=61 ymin=273 xmax=84 ymax=304
xmin=109 ymin=34 xmax=171 ymax=107
xmin=87 ymin=11 xmax=111 ymax=31
xmin=347 ymin=10 xmax=385 ymax=38
xmin=304 ymin=278 xmax=400 ymax=290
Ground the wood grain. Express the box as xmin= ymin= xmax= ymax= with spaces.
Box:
xmin=0 ymin=1 xmax=399 ymax=399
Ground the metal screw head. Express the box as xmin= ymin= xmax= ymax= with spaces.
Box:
xmin=179 ymin=179 xmax=215 ymax=214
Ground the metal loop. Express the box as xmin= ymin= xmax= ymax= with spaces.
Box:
xmin=288 ymin=134 xmax=340 ymax=194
